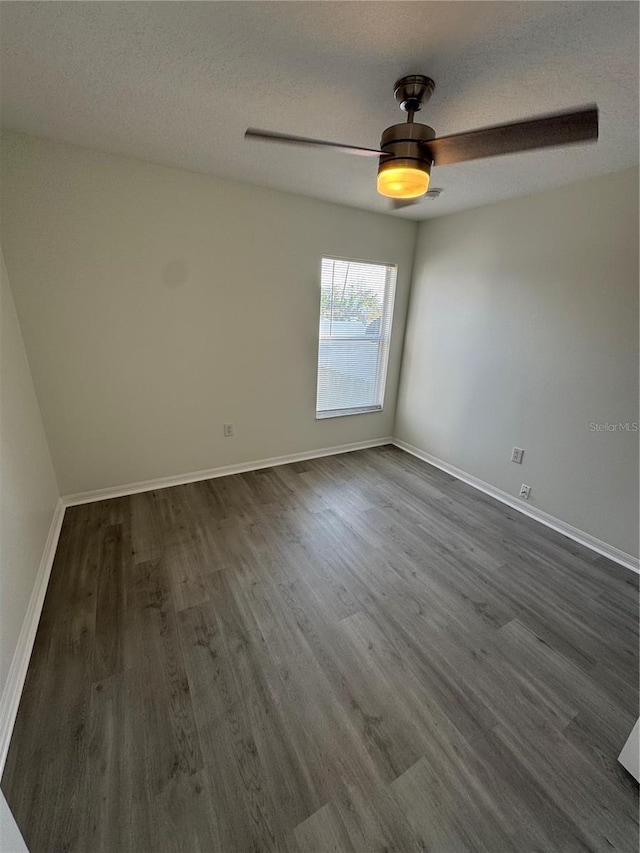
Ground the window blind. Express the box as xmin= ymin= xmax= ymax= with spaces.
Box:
xmin=316 ymin=257 xmax=397 ymax=418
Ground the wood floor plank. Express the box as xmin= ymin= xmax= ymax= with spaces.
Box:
xmin=92 ymin=524 xmax=126 ymax=682
xmin=291 ymin=801 xmax=356 ymax=853
xmin=2 ymin=446 xmax=637 ymax=851
xmin=494 ymin=719 xmax=638 ymax=851
xmin=391 ymin=754 xmax=517 ymax=852
xmin=79 ymin=673 xmax=126 ymax=853
xmin=123 ymin=558 xmax=203 ymax=796
xmin=498 ymin=618 xmax=636 ymax=752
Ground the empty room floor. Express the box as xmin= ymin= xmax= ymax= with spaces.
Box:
xmin=2 ymin=446 xmax=638 ymax=852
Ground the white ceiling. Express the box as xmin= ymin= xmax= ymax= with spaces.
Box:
xmin=1 ymin=2 xmax=638 ymax=220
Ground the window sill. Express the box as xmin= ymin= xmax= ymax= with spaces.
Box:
xmin=316 ymin=406 xmax=383 ymax=420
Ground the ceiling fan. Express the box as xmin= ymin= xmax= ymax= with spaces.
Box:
xmin=245 ymin=75 xmax=598 ymax=208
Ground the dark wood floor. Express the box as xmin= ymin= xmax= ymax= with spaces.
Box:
xmin=2 ymin=446 xmax=638 ymax=852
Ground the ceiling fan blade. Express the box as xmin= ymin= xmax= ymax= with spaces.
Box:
xmin=245 ymin=128 xmax=384 ymax=157
xmin=424 ymin=105 xmax=598 ymax=167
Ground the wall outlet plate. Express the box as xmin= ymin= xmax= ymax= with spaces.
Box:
xmin=223 ymin=423 xmax=234 ymax=437
xmin=511 ymin=447 xmax=524 ymax=464
xmin=519 ymin=484 xmax=531 ymax=500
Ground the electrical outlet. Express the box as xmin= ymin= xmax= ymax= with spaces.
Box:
xmin=223 ymin=423 xmax=234 ymax=437
xmin=519 ymin=484 xmax=531 ymax=500
xmin=511 ymin=447 xmax=524 ymax=464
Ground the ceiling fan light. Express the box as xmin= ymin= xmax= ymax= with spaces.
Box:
xmin=377 ymin=162 xmax=431 ymax=199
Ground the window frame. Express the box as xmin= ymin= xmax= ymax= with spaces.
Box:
xmin=315 ymin=255 xmax=397 ymax=420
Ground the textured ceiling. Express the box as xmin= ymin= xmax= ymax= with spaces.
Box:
xmin=1 ymin=2 xmax=638 ymax=220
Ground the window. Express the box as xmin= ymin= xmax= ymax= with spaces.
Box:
xmin=316 ymin=257 xmax=397 ymax=419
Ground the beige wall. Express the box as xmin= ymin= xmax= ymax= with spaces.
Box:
xmin=0 ymin=132 xmax=417 ymax=495
xmin=0 ymin=246 xmax=59 ymax=699
xmin=395 ymin=168 xmax=639 ymax=558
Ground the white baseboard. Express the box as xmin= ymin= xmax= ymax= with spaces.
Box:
xmin=62 ymin=437 xmax=394 ymax=506
xmin=64 ymin=436 xmax=640 ymax=574
xmin=393 ymin=439 xmax=640 ymax=575
xmin=0 ymin=498 xmax=66 ymax=776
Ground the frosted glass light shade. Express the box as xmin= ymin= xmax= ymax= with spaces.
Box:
xmin=377 ymin=164 xmax=430 ymax=199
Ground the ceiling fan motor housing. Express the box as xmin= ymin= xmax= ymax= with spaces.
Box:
xmin=378 ymin=121 xmax=435 ymax=183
